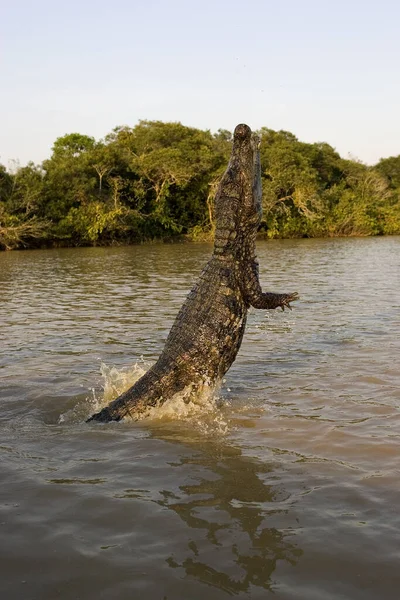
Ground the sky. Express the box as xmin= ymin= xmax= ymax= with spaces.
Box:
xmin=1 ymin=0 xmax=400 ymax=167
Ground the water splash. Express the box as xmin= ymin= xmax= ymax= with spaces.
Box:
xmin=61 ymin=360 xmax=231 ymax=435
xmin=143 ymin=379 xmax=231 ymax=436
xmin=100 ymin=360 xmax=149 ymax=403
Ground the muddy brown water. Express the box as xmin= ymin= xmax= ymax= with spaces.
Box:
xmin=0 ymin=237 xmax=399 ymax=600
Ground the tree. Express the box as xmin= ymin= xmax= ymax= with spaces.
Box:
xmin=90 ymin=141 xmax=118 ymax=194
xmin=327 ymin=161 xmax=392 ymax=236
xmin=5 ymin=162 xmax=43 ymax=215
xmin=259 ymin=130 xmax=323 ymax=237
xmin=40 ymin=134 xmax=98 ymax=229
xmin=51 ymin=133 xmax=95 ymax=158
xmin=375 ymin=155 xmax=400 ymax=190
xmin=123 ymin=121 xmax=228 ymax=234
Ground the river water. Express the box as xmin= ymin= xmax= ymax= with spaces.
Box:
xmin=0 ymin=237 xmax=399 ymax=600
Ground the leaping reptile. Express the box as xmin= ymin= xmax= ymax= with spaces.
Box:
xmin=87 ymin=124 xmax=299 ymax=422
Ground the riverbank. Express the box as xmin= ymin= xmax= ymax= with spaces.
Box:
xmin=1 ymin=121 xmax=400 ymax=251
xmin=1 ymin=226 xmax=399 ymax=252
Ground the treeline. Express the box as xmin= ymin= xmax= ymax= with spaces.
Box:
xmin=1 ymin=120 xmax=400 ymax=250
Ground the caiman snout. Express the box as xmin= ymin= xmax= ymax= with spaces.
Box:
xmin=234 ymin=123 xmax=251 ymax=141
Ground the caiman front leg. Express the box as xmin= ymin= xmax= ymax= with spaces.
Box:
xmin=252 ymin=291 xmax=300 ymax=311
xmin=242 ymin=261 xmax=299 ymax=311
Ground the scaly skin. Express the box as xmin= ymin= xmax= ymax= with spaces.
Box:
xmin=87 ymin=124 xmax=299 ymax=422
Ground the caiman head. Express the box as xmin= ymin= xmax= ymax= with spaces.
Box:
xmin=213 ymin=124 xmax=262 ymax=256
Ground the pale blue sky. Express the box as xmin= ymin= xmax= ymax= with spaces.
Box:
xmin=1 ymin=0 xmax=399 ymax=166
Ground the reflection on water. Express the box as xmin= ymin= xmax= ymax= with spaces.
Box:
xmin=1 ymin=237 xmax=400 ymax=599
xmin=149 ymin=424 xmax=302 ymax=595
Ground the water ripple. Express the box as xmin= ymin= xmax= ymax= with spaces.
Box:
xmin=1 ymin=238 xmax=400 ymax=599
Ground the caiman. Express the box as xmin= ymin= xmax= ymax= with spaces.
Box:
xmin=87 ymin=124 xmax=299 ymax=422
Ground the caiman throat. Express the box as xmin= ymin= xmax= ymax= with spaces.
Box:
xmin=87 ymin=123 xmax=299 ymax=423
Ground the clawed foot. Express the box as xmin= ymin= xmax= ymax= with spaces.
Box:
xmin=279 ymin=292 xmax=300 ymax=311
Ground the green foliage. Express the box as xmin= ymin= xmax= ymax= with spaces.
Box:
xmin=61 ymin=203 xmax=130 ymax=244
xmin=258 ymin=130 xmax=400 ymax=239
xmin=1 ymin=121 xmax=400 ymax=250
xmin=375 ymin=155 xmax=400 ymax=189
xmin=51 ymin=133 xmax=96 ymax=158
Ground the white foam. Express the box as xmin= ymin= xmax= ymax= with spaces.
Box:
xmin=60 ymin=361 xmax=231 ymax=435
